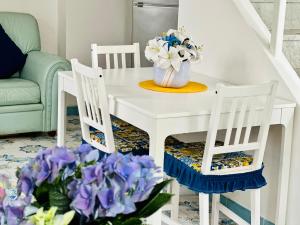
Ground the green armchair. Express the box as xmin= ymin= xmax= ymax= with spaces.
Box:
xmin=0 ymin=12 xmax=71 ymax=135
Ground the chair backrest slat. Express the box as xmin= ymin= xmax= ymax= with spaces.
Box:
xmin=121 ymin=53 xmax=126 ymax=68
xmin=201 ymin=81 xmax=278 ymax=175
xmin=81 ymin=76 xmax=92 ymax=119
xmin=234 ymin=98 xmax=248 ymax=145
xmin=105 ymin=54 xmax=111 ymax=69
xmin=71 ymin=59 xmax=116 ymax=154
xmin=224 ymin=98 xmax=238 ymax=146
xmin=91 ymin=43 xmax=140 ymax=69
xmin=113 ymin=53 xmax=118 ymax=69
xmin=243 ymin=98 xmax=256 ymax=144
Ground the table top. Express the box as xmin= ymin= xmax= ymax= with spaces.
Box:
xmin=60 ymin=67 xmax=296 ymax=119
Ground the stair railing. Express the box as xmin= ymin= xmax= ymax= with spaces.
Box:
xmin=271 ymin=0 xmax=287 ymax=57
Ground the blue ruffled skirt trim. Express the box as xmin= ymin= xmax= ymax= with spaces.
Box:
xmin=163 ymin=152 xmax=267 ymax=194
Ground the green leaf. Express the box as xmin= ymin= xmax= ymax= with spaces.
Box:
xmin=122 ymin=218 xmax=143 ymax=225
xmin=138 ymin=193 xmax=173 ymax=218
xmin=49 ymin=188 xmax=71 ymax=214
xmin=34 ymin=183 xmax=52 ymax=208
xmin=149 ymin=180 xmax=173 ymax=198
xmin=132 ymin=179 xmax=173 ymax=216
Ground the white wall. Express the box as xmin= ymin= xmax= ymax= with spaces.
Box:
xmin=0 ymin=0 xmax=132 ymax=64
xmin=178 ymin=0 xmax=293 ymax=223
xmin=59 ymin=0 xmax=132 ymax=105
xmin=63 ymin=0 xmax=132 ymax=65
xmin=0 ymin=0 xmax=58 ymax=54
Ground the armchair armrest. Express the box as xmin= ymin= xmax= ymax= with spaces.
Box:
xmin=21 ymin=51 xmax=71 ymax=131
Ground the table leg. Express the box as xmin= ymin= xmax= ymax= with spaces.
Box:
xmin=275 ymin=108 xmax=294 ymax=225
xmin=57 ymin=77 xmax=66 ymax=147
xmin=147 ymin=128 xmax=166 ymax=225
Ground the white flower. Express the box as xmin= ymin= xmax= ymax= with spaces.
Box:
xmin=145 ymin=38 xmax=165 ymax=63
xmin=156 ymin=46 xmax=182 ymax=72
xmin=167 ymin=27 xmax=188 ymax=42
xmin=177 ymin=46 xmax=192 ymax=61
xmin=187 ymin=45 xmax=203 ymax=63
xmin=166 ymin=29 xmax=177 ymax=36
xmin=145 ymin=27 xmax=203 ymax=69
xmin=154 ymin=45 xmax=170 ymax=69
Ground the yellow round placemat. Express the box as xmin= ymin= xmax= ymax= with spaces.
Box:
xmin=139 ymin=80 xmax=208 ymax=93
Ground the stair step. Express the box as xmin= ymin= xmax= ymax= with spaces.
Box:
xmin=285 ymin=29 xmax=300 ymax=36
xmin=251 ymin=1 xmax=300 ymax=30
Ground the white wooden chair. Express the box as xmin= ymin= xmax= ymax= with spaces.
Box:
xmin=71 ymin=59 xmax=149 ymax=156
xmin=165 ymin=81 xmax=278 ymax=225
xmin=91 ymin=43 xmax=140 ymax=69
xmin=71 ymin=58 xmax=115 ymax=153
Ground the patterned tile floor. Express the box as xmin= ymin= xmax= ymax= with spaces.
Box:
xmin=0 ymin=116 xmax=235 ymax=225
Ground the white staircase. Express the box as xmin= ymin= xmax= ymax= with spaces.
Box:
xmin=251 ymin=0 xmax=300 ymax=75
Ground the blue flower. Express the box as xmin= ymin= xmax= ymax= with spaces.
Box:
xmin=163 ymin=34 xmax=181 ymax=49
xmin=17 ymin=166 xmax=34 ymax=196
xmin=68 ymin=152 xmax=161 ymax=219
xmin=70 ymin=183 xmax=97 ymax=217
xmin=97 ymin=187 xmax=125 ymax=217
xmin=47 ymin=147 xmax=76 ymax=182
xmin=82 ymin=163 xmax=104 ymax=185
xmin=67 ymin=180 xmax=79 ymax=199
xmin=75 ymin=144 xmax=100 ymax=163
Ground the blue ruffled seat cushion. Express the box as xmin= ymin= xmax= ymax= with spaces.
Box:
xmin=87 ymin=116 xmax=149 ymax=156
xmin=163 ymin=138 xmax=267 ymax=194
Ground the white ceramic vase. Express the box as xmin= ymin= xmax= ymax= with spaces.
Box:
xmin=153 ymin=61 xmax=191 ymax=88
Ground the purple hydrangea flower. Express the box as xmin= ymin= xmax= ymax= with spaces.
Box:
xmin=67 ymin=179 xmax=79 ymax=199
xmin=97 ymin=187 xmax=125 ymax=217
xmin=15 ymin=144 xmax=161 ymax=222
xmin=17 ymin=165 xmax=36 ymax=197
xmin=70 ymin=183 xmax=97 ymax=217
xmin=17 ymin=146 xmax=77 ymax=198
xmin=0 ymin=175 xmax=28 ymax=225
xmin=82 ymin=164 xmax=104 ymax=185
xmin=70 ymin=152 xmax=160 ymax=219
xmin=102 ymin=153 xmax=160 ymax=203
xmin=47 ymin=147 xmax=76 ymax=182
xmin=76 ymin=144 xmax=99 ymax=163
xmin=5 ymin=203 xmax=25 ymax=225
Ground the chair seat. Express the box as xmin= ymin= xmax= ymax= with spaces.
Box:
xmin=89 ymin=117 xmax=180 ymax=155
xmin=89 ymin=116 xmax=149 ymax=155
xmin=0 ymin=78 xmax=40 ymax=106
xmin=165 ymin=140 xmax=253 ymax=172
xmin=164 ymin=139 xmax=267 ymax=194
xmin=88 ymin=117 xmax=266 ymax=193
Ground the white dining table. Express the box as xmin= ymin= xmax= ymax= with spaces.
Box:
xmin=57 ymin=67 xmax=295 ymax=225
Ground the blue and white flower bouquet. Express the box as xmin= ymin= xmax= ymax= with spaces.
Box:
xmin=145 ymin=27 xmax=203 ymax=88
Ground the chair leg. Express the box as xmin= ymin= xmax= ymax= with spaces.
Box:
xmin=170 ymin=180 xmax=180 ymax=221
xmin=211 ymin=194 xmax=220 ymax=225
xmin=251 ymin=189 xmax=261 ymax=225
xmin=199 ymin=193 xmax=210 ymax=225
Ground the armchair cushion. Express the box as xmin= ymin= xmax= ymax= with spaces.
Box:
xmin=0 ymin=25 xmax=27 ymax=78
xmin=0 ymin=78 xmax=40 ymax=106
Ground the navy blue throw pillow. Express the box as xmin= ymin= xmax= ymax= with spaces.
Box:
xmin=0 ymin=24 xmax=27 ymax=79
